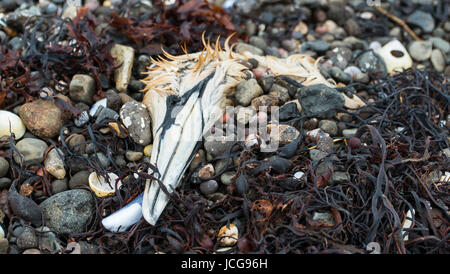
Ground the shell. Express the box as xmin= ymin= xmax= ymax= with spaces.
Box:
xmin=0 ymin=110 xmax=26 ymax=139
xmin=102 ymin=193 xmax=143 ymax=232
xmin=88 ymin=172 xmax=122 ymax=198
xmin=376 ymin=40 xmax=412 ymax=74
xmin=0 ymin=225 xmax=4 ymax=238
xmin=217 ymin=224 xmax=238 ymax=246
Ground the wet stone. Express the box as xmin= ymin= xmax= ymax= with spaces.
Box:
xmin=200 ymin=180 xmax=219 ymax=195
xmin=356 ymin=51 xmax=387 ymax=77
xmin=125 ymin=151 xmax=143 ymax=162
xmin=13 ymin=138 xmax=48 ymax=165
xmin=302 ymin=40 xmax=329 ymax=52
xmin=40 ymin=189 xmax=95 ymax=234
xmin=297 ymin=84 xmax=345 ymax=118
xmin=319 ymin=120 xmax=338 ymax=136
xmin=407 ymin=11 xmax=435 ymax=33
xmin=51 ymin=179 xmax=69 ymax=195
xmin=69 ymin=170 xmax=90 ymax=189
xmin=269 ymin=84 xmax=290 ymax=105
xmin=17 ymin=227 xmax=38 ymax=250
xmin=0 ymin=157 xmax=9 ymax=177
xmin=310 ymin=149 xmax=328 ymax=161
xmin=329 ymin=67 xmax=352 ymax=84
xmin=0 ymin=178 xmax=12 ymax=189
xmin=220 ymin=171 xmax=235 ymax=186
xmin=120 ymin=101 xmax=152 ymax=146
xmin=69 ymin=74 xmax=95 ymax=104
xmin=279 ymin=102 xmax=301 ymax=121
xmin=235 ymin=79 xmax=263 ymax=107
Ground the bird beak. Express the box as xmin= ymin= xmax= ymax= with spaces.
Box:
xmin=141 ymin=74 xmax=212 ymax=225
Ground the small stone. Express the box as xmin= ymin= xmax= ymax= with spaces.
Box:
xmin=313 ymin=212 xmax=335 ymax=226
xmin=17 ymin=227 xmax=38 ymax=249
xmin=235 ymin=106 xmax=256 ymax=125
xmin=198 ymin=164 xmax=215 ymax=179
xmin=120 ymin=101 xmax=152 ymax=146
xmin=310 ymin=149 xmax=328 ymax=161
xmin=0 ymin=157 xmax=9 ymax=177
xmin=8 ymin=191 xmax=42 ymax=226
xmin=51 ymin=179 xmax=69 ymax=194
xmin=268 ymin=124 xmax=299 ymax=145
xmin=269 ymin=84 xmax=290 ymax=105
xmin=0 ymin=110 xmax=26 ymax=140
xmin=22 ymin=248 xmax=41 ymax=254
xmin=200 ymin=180 xmax=219 ymax=195
xmin=330 ymin=171 xmax=350 ymax=184
xmin=279 ymin=101 xmax=301 ymax=121
xmin=0 ymin=178 xmax=12 ymax=189
xmin=431 ymin=49 xmax=445 ymax=72
xmin=74 ymin=111 xmax=90 ymax=128
xmin=251 ymin=95 xmax=279 ymax=111
xmin=13 ymin=138 xmax=48 ymax=165
xmin=110 ymin=44 xmax=135 ymax=92
xmin=95 ymin=152 xmax=110 ymax=168
xmin=69 ymin=74 xmax=95 ymax=104
xmin=344 ymin=18 xmax=361 ymax=36
xmin=104 ymin=90 xmax=122 ymax=112
xmin=342 ymin=128 xmax=358 ymax=138
xmin=408 ymin=41 xmax=433 ymax=61
xmin=39 ymin=189 xmax=95 ymax=234
xmin=66 ymin=134 xmax=86 ymax=153
xmin=0 ymin=238 xmax=7 ymax=254
xmin=95 ymin=107 xmax=119 ymax=124
xmin=353 ymin=72 xmax=370 ymax=84
xmin=125 ymin=151 xmax=143 ymax=162
xmin=44 ymin=148 xmax=66 ymax=179
xmin=143 ymin=145 xmax=153 ymax=157
xmin=297 ymin=84 xmax=345 ymax=118
xmin=302 ymin=40 xmax=329 ymax=52
xmin=19 ymin=99 xmax=69 ymax=139
xmin=356 ymin=51 xmax=386 ymax=77
xmin=69 ymin=170 xmax=90 ymax=189
xmin=118 ymin=93 xmax=135 ymax=104
xmin=220 ymin=171 xmax=235 ymax=186
xmin=407 ymin=11 xmax=435 ymax=33
xmin=249 ymin=36 xmax=267 ymax=51
xmin=235 ymin=42 xmax=264 ymax=56
xmin=235 ymin=79 xmax=263 ymax=107
xmin=62 ymin=5 xmax=78 ymax=19
xmin=204 ymin=134 xmax=236 ymax=158
xmin=329 ymin=67 xmax=352 ymax=84
xmin=319 ymin=120 xmax=338 ymax=136
xmin=429 ymin=37 xmax=450 ymax=54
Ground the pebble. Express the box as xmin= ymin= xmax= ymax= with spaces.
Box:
xmin=110 ymin=44 xmax=135 ymax=92
xmin=330 ymin=171 xmax=350 ymax=184
xmin=120 ymin=101 xmax=152 ymax=146
xmin=326 ymin=47 xmax=352 ymax=69
xmin=302 ymin=40 xmax=329 ymax=52
xmin=251 ymin=95 xmax=279 ymax=111
xmin=125 ymin=151 xmax=143 ymax=162
xmin=0 ymin=238 xmax=8 ymax=254
xmin=297 ymin=84 xmax=345 ymax=118
xmin=236 ymin=106 xmax=256 ymax=125
xmin=279 ymin=101 xmax=301 ymax=121
xmin=89 ymin=98 xmax=107 ymax=117
xmin=342 ymin=128 xmax=358 ymax=138
xmin=19 ymin=99 xmax=69 ymax=139
xmin=235 ymin=42 xmax=264 ymax=56
xmin=309 ymin=149 xmax=328 ymax=161
xmin=105 ymin=90 xmax=122 ymax=112
xmin=249 ymin=36 xmax=267 ymax=51
xmin=268 ymin=84 xmax=290 ymax=105
xmin=313 ymin=212 xmax=335 ymax=226
xmin=431 ymin=49 xmax=445 ymax=72
xmin=407 ymin=11 xmax=435 ymax=33
xmin=319 ymin=120 xmax=338 ymax=136
xmin=408 ymin=41 xmax=433 ymax=61
xmin=268 ymin=124 xmax=299 ymax=145
xmin=235 ymin=79 xmax=264 ymax=107
xmin=204 ymin=134 xmax=236 ymax=158
xmin=220 ymin=171 xmax=235 ymax=185
xmin=51 ymin=179 xmax=69 ymax=194
xmin=69 ymin=74 xmax=95 ymax=104
xmin=294 ymin=171 xmax=305 ymax=180
xmin=95 ymin=152 xmax=110 ymax=168
xmin=0 ymin=178 xmax=12 ymax=189
xmin=200 ymin=180 xmax=219 ymax=195
xmin=0 ymin=110 xmax=26 ymax=140
xmin=44 ymin=148 xmax=66 ymax=179
xmin=329 ymin=67 xmax=352 ymax=84
xmin=13 ymin=138 xmax=48 ymax=165
xmin=356 ymin=50 xmax=386 ymax=77
xmin=17 ymin=227 xmax=38 ymax=249
xmin=429 ymin=37 xmax=450 ymax=54
xmin=22 ymin=248 xmax=41 ymax=254
xmin=40 ymin=189 xmax=95 ymax=234
xmin=0 ymin=157 xmax=9 ymax=177
xmin=66 ymin=134 xmax=86 ymax=153
xmin=69 ymin=170 xmax=90 ymax=189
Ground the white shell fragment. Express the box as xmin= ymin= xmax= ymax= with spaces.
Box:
xmin=376 ymin=40 xmax=412 ymax=74
xmin=217 ymin=224 xmax=239 ymax=247
xmin=102 ymin=193 xmax=143 ymax=232
xmin=89 ymin=98 xmax=107 ymax=117
xmin=88 ymin=172 xmax=122 ymax=198
xmin=366 ymin=242 xmax=381 ymax=254
xmin=0 ymin=110 xmax=26 ymax=139
xmin=0 ymin=225 xmax=4 ymax=238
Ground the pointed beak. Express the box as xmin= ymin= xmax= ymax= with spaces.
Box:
xmin=141 ymin=73 xmax=215 ymax=225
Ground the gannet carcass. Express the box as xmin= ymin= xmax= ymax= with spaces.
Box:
xmin=102 ymin=35 xmax=333 ymax=232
